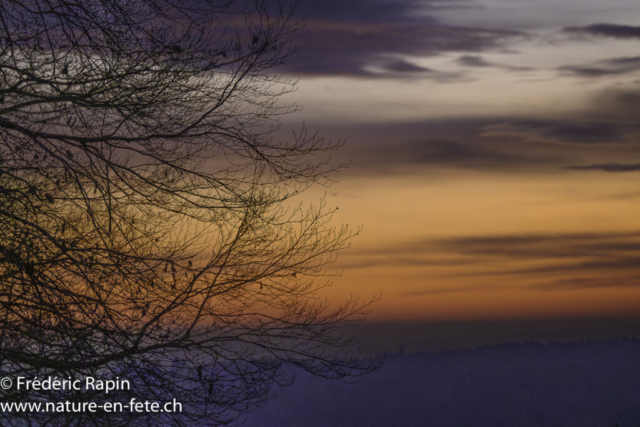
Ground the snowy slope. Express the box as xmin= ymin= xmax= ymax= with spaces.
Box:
xmin=243 ymin=339 xmax=640 ymax=427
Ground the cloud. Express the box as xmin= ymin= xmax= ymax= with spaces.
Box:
xmin=604 ymin=57 xmax=640 ymax=66
xmin=456 ymin=55 xmax=534 ymax=71
xmin=281 ymin=0 xmax=526 ymax=78
xmin=564 ymin=163 xmax=640 ymax=172
xmin=338 ymin=231 xmax=640 ymax=294
xmin=430 ymin=232 xmax=640 ymax=290
xmin=382 ymin=60 xmax=434 ymax=73
xmin=559 ymin=56 xmax=640 ymax=78
xmin=480 ymin=121 xmax=633 ymax=145
xmin=563 ymin=23 xmax=640 ymax=40
xmin=457 ymin=55 xmax=493 ymax=67
xmin=309 ymin=111 xmax=640 ymax=179
xmin=404 ymin=139 xmax=525 ymax=165
xmin=336 ymin=256 xmax=474 ymax=270
xmin=323 ymin=116 xmax=632 ymax=177
xmin=295 ymin=0 xmax=443 ymax=23
xmin=532 ymin=276 xmax=640 ymax=291
xmin=399 ymin=284 xmax=498 ymax=296
xmin=505 ymin=257 xmax=640 ymax=278
xmin=347 ymin=232 xmax=640 ymax=263
xmin=591 ymin=88 xmax=640 ymax=120
xmin=433 ymin=232 xmax=640 ymax=259
xmin=345 ymin=137 xmax=545 ymax=175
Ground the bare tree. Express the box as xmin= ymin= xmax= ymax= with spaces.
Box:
xmin=0 ymin=0 xmax=380 ymax=425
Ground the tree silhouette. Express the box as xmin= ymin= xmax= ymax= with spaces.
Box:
xmin=0 ymin=0 xmax=379 ymax=425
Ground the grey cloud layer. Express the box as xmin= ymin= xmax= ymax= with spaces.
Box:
xmin=435 ymin=233 xmax=640 ymax=291
xmin=480 ymin=120 xmax=637 ymax=145
xmin=564 ymin=163 xmax=640 ymax=172
xmin=456 ymin=55 xmax=534 ymax=71
xmin=286 ymin=1 xmax=640 ymax=82
xmin=324 ymin=113 xmax=640 ymax=178
xmin=282 ymin=3 xmax=640 ymax=175
xmin=564 ymin=23 xmax=640 ymax=40
xmin=340 ymin=232 xmax=640 ymax=293
xmin=282 ymin=0 xmax=525 ymax=78
xmin=559 ymin=57 xmax=640 ymax=78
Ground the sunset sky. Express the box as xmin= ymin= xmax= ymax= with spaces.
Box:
xmin=276 ymin=0 xmax=640 ymax=326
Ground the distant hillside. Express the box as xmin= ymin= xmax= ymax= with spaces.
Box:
xmin=243 ymin=339 xmax=640 ymax=427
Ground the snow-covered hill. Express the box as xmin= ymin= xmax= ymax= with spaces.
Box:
xmin=244 ymin=339 xmax=640 ymax=426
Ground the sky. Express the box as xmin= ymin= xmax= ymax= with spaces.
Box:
xmin=276 ymin=0 xmax=640 ymax=327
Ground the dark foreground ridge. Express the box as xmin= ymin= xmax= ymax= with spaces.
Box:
xmin=245 ymin=339 xmax=640 ymax=427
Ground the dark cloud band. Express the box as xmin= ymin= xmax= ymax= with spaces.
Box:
xmin=564 ymin=164 xmax=640 ymax=172
xmin=564 ymin=23 xmax=640 ymax=39
xmin=281 ymin=0 xmax=526 ymax=78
